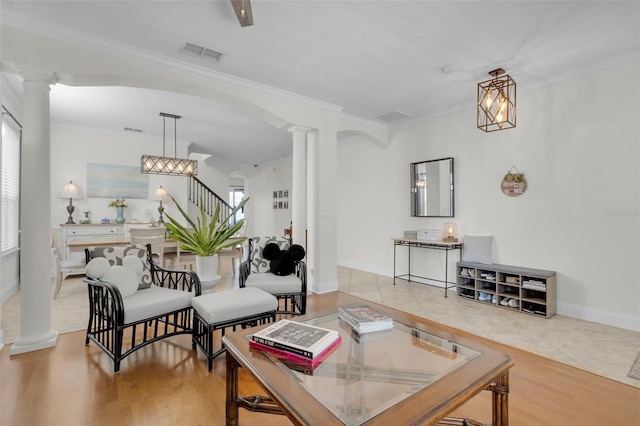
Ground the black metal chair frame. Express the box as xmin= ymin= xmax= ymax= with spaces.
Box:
xmin=84 ymin=244 xmax=201 ymax=372
xmin=192 ymin=310 xmax=276 ymax=372
xmin=239 ymin=238 xmax=307 ymax=316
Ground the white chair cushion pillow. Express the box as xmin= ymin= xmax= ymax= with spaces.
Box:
xmin=122 ymin=286 xmax=193 ymax=324
xmin=102 ymin=265 xmax=139 ymax=298
xmin=244 ymin=272 xmax=302 ymax=294
xmin=462 ymin=235 xmax=494 ymax=264
xmin=86 ymin=257 xmax=110 ymax=279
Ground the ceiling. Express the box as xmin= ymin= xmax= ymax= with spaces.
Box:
xmin=2 ymin=1 xmax=639 ymax=166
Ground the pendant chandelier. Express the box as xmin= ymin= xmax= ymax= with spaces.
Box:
xmin=477 ymin=68 xmax=516 ymax=132
xmin=141 ymin=112 xmax=198 ymax=176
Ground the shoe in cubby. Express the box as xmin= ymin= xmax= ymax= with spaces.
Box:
xmin=478 ymin=292 xmax=491 ymax=302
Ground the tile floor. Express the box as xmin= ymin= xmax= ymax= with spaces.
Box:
xmin=337 ymin=266 xmax=640 ymax=388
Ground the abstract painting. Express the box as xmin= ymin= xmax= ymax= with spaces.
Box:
xmin=87 ymin=162 xmax=148 ymax=198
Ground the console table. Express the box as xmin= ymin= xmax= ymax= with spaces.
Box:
xmin=392 ymin=238 xmax=463 ymax=297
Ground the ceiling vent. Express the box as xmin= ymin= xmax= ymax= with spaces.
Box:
xmin=180 ymin=42 xmax=225 ymax=62
xmin=124 ymin=127 xmax=143 ymax=133
xmin=375 ymin=110 xmax=410 ymax=122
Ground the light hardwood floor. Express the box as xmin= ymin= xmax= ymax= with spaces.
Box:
xmin=2 ymin=290 xmax=639 ymax=425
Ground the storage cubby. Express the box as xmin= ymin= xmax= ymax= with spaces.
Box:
xmin=456 ymin=262 xmax=556 ymax=318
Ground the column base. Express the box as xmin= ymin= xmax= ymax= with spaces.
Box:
xmin=10 ymin=330 xmax=58 ymax=356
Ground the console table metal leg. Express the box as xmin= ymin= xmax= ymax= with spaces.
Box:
xmin=408 ymin=244 xmax=411 ymax=282
xmin=393 ymin=243 xmax=397 ymax=285
xmin=444 ymin=248 xmax=449 ymax=298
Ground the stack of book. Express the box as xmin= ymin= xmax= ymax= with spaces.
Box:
xmin=249 ymin=319 xmax=341 ymax=367
xmin=338 ymin=305 xmax=394 ymax=334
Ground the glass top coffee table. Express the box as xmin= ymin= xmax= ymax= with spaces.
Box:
xmin=223 ymin=305 xmax=513 ymax=425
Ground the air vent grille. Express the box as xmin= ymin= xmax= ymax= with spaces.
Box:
xmin=375 ymin=110 xmax=410 ymax=122
xmin=124 ymin=127 xmax=143 ymax=133
xmin=180 ymin=42 xmax=224 ymax=62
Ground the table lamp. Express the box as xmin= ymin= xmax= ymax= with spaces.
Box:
xmin=58 ymin=180 xmax=84 ymax=224
xmin=444 ymin=222 xmax=458 ymax=242
xmin=155 ymin=185 xmax=169 ymax=224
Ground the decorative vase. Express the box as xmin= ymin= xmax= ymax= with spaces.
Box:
xmin=195 ymin=254 xmax=220 ymax=293
xmin=115 ymin=206 xmax=125 ymax=223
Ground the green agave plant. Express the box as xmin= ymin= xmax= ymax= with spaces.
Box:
xmin=164 ymin=195 xmax=248 ymax=257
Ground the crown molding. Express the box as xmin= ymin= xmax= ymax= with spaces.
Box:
xmin=1 ymin=10 xmax=343 ymax=114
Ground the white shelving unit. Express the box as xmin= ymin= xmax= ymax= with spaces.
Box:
xmin=456 ymin=261 xmax=556 ymax=318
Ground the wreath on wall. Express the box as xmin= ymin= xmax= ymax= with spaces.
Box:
xmin=501 ymin=166 xmax=527 ymax=197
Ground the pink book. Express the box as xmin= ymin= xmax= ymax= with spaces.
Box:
xmin=249 ymin=335 xmax=342 ymax=368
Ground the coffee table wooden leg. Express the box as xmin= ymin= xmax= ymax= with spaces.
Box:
xmin=490 ymin=372 xmax=510 ymax=426
xmin=226 ymin=350 xmax=240 ymax=426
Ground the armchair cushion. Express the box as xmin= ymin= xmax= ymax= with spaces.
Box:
xmin=461 ymin=236 xmax=494 ymax=264
xmin=246 ymin=236 xmax=290 ymax=273
xmin=103 ymin=266 xmax=139 ymax=298
xmin=244 ymin=272 xmax=303 ymax=294
xmin=86 ymin=256 xmax=141 ymax=298
xmin=89 ymin=245 xmax=153 ymax=289
xmin=123 ymin=286 xmax=194 ymax=324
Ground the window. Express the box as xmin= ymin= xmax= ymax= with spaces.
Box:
xmin=229 ymin=187 xmax=245 ymax=224
xmin=2 ymin=107 xmax=21 ymax=252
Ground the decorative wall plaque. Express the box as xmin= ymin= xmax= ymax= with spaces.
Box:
xmin=501 ymin=166 xmax=527 ymax=197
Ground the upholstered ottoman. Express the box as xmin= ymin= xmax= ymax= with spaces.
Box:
xmin=192 ymin=287 xmax=278 ymax=371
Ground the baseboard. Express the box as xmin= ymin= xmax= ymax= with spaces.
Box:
xmin=557 ymin=302 xmax=639 ymax=332
xmin=338 ymin=260 xmax=640 ymax=332
xmin=1 ymin=278 xmax=19 ymax=304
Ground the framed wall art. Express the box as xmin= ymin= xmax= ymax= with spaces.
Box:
xmin=87 ymin=162 xmax=148 ymax=199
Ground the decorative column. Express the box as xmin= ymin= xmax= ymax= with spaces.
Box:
xmin=289 ymin=126 xmax=309 ymax=248
xmin=305 ymin=130 xmax=319 ymax=294
xmin=309 ymin=127 xmax=338 ymax=295
xmin=10 ymin=71 xmax=58 ymax=355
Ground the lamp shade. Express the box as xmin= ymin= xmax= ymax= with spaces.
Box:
xmin=154 ymin=185 xmax=169 ymax=201
xmin=58 ymin=180 xmax=83 ymax=199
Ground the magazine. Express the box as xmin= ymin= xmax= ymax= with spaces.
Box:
xmin=248 ymin=335 xmax=341 ymax=369
xmin=251 ymin=319 xmax=340 ymax=359
xmin=338 ymin=304 xmax=394 ymax=334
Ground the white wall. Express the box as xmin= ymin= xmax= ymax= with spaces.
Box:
xmin=49 ymin=126 xmax=192 ymax=227
xmin=337 ymin=64 xmax=640 ymax=330
xmin=244 ymin=158 xmax=292 ymax=238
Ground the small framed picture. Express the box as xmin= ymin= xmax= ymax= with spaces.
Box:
xmin=273 ymin=191 xmax=277 ymax=199
xmin=278 ymin=201 xmax=283 ymax=209
xmin=283 ymin=190 xmax=289 ymax=198
xmin=273 ymin=201 xmax=277 ymax=209
xmin=278 ymin=190 xmax=283 ymax=198
xmin=284 ymin=201 xmax=288 ymax=209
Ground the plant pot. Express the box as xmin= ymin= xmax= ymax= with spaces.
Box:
xmin=196 ymin=254 xmax=220 ymax=293
xmin=115 ymin=206 xmax=125 ymax=223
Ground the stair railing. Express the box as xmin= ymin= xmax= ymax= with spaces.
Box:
xmin=188 ymin=176 xmax=236 ymax=224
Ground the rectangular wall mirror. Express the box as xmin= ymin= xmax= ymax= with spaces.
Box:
xmin=410 ymin=157 xmax=454 ymax=217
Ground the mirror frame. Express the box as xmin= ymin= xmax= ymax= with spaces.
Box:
xmin=410 ymin=157 xmax=455 ymax=217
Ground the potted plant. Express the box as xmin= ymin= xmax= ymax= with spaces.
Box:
xmin=164 ymin=195 xmax=248 ymax=286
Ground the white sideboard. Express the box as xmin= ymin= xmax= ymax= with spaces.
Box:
xmin=61 ymin=224 xmax=124 ymax=262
